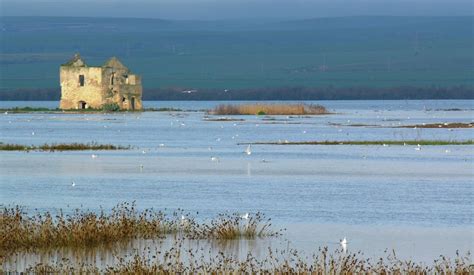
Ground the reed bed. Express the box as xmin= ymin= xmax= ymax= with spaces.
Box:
xmin=0 ymin=203 xmax=277 ymax=258
xmin=185 ymin=212 xmax=280 ymax=240
xmin=22 ymin=242 xmax=472 ymax=274
xmin=244 ymin=140 xmax=474 ymax=146
xmin=211 ymin=103 xmax=328 ymax=115
xmin=0 ymin=142 xmax=130 ymax=151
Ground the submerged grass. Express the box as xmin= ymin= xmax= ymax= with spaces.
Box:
xmin=243 ymin=140 xmax=474 ymax=146
xmin=0 ymin=203 xmax=277 ymax=258
xmin=211 ymin=103 xmax=328 ymax=115
xmin=0 ymin=142 xmax=130 ymax=151
xmin=21 ymin=242 xmax=472 ymax=274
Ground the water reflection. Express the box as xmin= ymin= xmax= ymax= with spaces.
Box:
xmin=4 ymin=235 xmax=276 ymax=272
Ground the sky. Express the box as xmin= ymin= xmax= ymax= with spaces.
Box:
xmin=1 ymin=0 xmax=473 ymax=20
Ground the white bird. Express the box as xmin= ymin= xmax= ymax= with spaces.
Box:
xmin=91 ymin=154 xmax=98 ymax=159
xmin=71 ymin=181 xmax=76 ymax=187
xmin=445 ymin=149 xmax=451 ymax=153
xmin=139 ymin=164 xmax=144 ymax=171
xmin=240 ymin=213 xmax=249 ymax=220
xmin=340 ymin=237 xmax=347 ymax=253
xmin=31 ymin=131 xmax=35 ymax=136
xmin=211 ymin=156 xmax=219 ymax=162
xmin=180 ymin=215 xmax=188 ymax=225
xmin=382 ymin=144 xmax=388 ymax=147
xmin=415 ymin=146 xmax=421 ymax=151
xmin=245 ymin=144 xmax=252 ymax=155
xmin=4 ymin=111 xmax=8 ymax=115
xmin=142 ymin=150 xmax=146 ymax=154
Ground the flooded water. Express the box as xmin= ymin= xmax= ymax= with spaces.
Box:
xmin=1 ymin=100 xmax=473 ymax=269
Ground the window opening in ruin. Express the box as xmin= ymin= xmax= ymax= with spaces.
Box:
xmin=122 ymin=96 xmax=126 ymax=102
xmin=111 ymin=73 xmax=115 ymax=85
xmin=131 ymin=97 xmax=135 ymax=110
xmin=79 ymin=75 xmax=85 ymax=86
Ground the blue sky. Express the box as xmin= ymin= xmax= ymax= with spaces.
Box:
xmin=1 ymin=0 xmax=473 ymax=19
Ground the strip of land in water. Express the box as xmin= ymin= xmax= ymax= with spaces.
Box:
xmin=328 ymin=122 xmax=474 ymax=128
xmin=0 ymin=107 xmax=183 ymax=114
xmin=211 ymin=104 xmax=329 ymax=115
xmin=398 ymin=123 xmax=473 ymax=128
xmin=240 ymin=140 xmax=474 ymax=146
xmin=0 ymin=142 xmax=130 ymax=151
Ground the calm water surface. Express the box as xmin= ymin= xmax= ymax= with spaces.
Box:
xmin=1 ymin=100 xmax=473 ymax=269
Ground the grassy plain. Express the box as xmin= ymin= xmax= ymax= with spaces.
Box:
xmin=1 ymin=16 xmax=473 ymax=90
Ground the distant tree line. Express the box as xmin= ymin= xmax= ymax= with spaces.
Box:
xmin=0 ymin=86 xmax=472 ymax=101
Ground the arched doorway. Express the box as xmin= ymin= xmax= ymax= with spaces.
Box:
xmin=78 ymin=101 xmax=87 ymax=109
xmin=130 ymin=97 xmax=135 ymax=110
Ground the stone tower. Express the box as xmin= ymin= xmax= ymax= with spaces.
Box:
xmin=59 ymin=54 xmax=143 ymax=110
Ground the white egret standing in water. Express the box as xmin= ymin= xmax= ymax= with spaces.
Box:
xmin=340 ymin=237 xmax=347 ymax=253
xmin=245 ymin=144 xmax=252 ymax=155
xmin=181 ymin=215 xmax=188 ymax=226
xmin=71 ymin=181 xmax=76 ymax=187
xmin=240 ymin=213 xmax=249 ymax=220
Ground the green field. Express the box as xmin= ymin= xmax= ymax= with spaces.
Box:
xmin=1 ymin=16 xmax=473 ymax=90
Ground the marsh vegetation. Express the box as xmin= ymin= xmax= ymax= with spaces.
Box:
xmin=211 ymin=104 xmax=328 ymax=115
xmin=0 ymin=142 xmax=130 ymax=152
xmin=0 ymin=203 xmax=277 ymax=258
xmin=21 ymin=247 xmax=471 ymax=274
xmin=2 ymin=204 xmax=471 ymax=274
xmin=243 ymin=140 xmax=474 ymax=146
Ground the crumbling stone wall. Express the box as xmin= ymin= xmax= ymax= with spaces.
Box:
xmin=59 ymin=54 xmax=143 ymax=110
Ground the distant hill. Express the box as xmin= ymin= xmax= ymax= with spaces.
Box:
xmin=0 ymin=16 xmax=473 ymax=98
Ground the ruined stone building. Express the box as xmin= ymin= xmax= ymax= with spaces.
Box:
xmin=59 ymin=54 xmax=143 ymax=110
